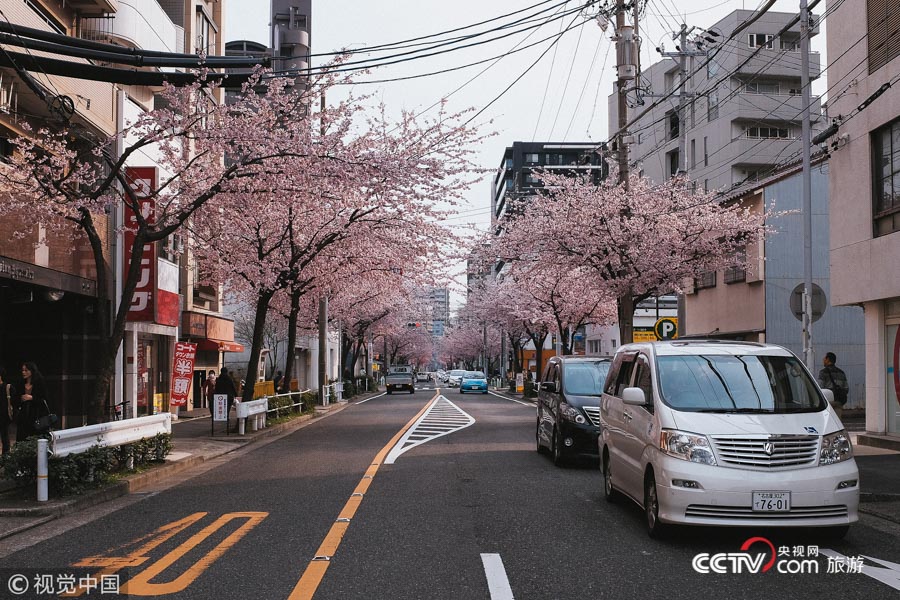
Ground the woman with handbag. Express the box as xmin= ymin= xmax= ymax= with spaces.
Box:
xmin=15 ymin=362 xmax=51 ymax=442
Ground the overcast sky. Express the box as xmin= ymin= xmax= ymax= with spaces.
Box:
xmin=223 ymin=0 xmax=828 ymax=309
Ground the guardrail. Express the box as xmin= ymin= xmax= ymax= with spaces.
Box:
xmin=235 ymin=398 xmax=268 ymax=435
xmin=37 ymin=414 xmax=172 ymax=502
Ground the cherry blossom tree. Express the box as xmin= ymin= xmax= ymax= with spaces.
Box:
xmin=488 ymin=170 xmax=770 ymax=344
xmin=192 ymin=78 xmax=483 ymax=402
xmin=0 ymin=72 xmax=333 ymax=420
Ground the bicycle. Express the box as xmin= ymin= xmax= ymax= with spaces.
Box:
xmin=112 ymin=399 xmax=130 ymax=421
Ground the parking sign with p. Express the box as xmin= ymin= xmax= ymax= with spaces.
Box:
xmin=654 ymin=318 xmax=678 ymax=340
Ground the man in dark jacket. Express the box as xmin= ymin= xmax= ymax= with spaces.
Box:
xmin=214 ymin=367 xmax=238 ymax=433
xmin=818 ymin=352 xmax=849 ymax=418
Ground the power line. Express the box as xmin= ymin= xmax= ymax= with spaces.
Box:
xmin=532 ymin=2 xmax=568 ymax=142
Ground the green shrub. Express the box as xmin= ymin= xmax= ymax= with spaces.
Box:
xmin=0 ymin=433 xmax=172 ymax=497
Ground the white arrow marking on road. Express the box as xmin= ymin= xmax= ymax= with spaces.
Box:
xmin=820 ymin=550 xmax=900 ymax=591
xmin=384 ymin=395 xmax=474 ymax=464
xmin=481 ymin=553 xmax=515 ymax=600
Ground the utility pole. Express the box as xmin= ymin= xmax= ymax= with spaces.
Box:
xmin=318 ymin=92 xmax=328 ymax=403
xmin=800 ymin=0 xmax=814 ymax=367
xmin=614 ymin=0 xmax=636 ymax=343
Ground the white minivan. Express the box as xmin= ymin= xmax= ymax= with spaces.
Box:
xmin=598 ymin=340 xmax=858 ymax=538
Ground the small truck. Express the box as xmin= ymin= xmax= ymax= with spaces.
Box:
xmin=385 ymin=366 xmax=416 ymax=394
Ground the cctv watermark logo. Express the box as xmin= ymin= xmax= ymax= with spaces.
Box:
xmin=692 ymin=537 xmax=820 ymax=574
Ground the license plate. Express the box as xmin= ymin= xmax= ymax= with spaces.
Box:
xmin=752 ymin=491 xmax=791 ymax=512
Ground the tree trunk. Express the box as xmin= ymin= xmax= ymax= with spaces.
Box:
xmin=242 ymin=289 xmax=276 ymax=403
xmin=282 ymin=287 xmax=301 ymax=394
xmin=617 ymin=291 xmax=635 ymax=346
xmin=533 ymin=333 xmax=548 ymax=381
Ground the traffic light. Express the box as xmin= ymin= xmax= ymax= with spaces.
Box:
xmin=406 ymin=322 xmax=422 ymax=328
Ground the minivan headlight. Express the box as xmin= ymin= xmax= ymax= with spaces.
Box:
xmin=820 ymin=430 xmax=853 ymax=465
xmin=659 ymin=429 xmax=717 ymax=465
xmin=559 ymin=403 xmax=586 ymax=424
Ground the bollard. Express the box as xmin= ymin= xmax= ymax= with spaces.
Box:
xmin=37 ymin=438 xmax=49 ymax=502
xmin=239 ymin=417 xmax=246 ymax=436
xmin=250 ymin=414 xmax=258 ymax=432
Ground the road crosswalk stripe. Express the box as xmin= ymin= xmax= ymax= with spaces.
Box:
xmin=384 ymin=395 xmax=475 ymax=464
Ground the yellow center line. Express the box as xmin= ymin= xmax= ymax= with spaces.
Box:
xmin=287 ymin=391 xmax=440 ymax=600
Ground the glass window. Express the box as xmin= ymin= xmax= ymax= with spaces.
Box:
xmin=657 ymin=354 xmax=825 ymax=413
xmin=524 ymin=153 xmax=540 ymax=164
xmin=748 ymin=34 xmax=774 ymax=48
xmin=633 ymin=356 xmax=653 ymax=404
xmin=609 ymin=356 xmax=636 ymax=396
xmin=873 ymin=119 xmax=900 ymax=235
xmin=563 ymin=361 xmax=611 ymax=396
xmin=708 ymin=92 xmax=719 ymax=121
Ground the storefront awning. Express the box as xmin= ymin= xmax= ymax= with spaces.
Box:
xmin=196 ymin=339 xmax=245 ymax=353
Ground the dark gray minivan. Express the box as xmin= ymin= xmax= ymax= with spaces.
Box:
xmin=536 ymin=356 xmax=612 ymax=466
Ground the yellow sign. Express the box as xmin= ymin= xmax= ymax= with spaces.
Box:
xmin=634 ymin=329 xmax=656 ymax=342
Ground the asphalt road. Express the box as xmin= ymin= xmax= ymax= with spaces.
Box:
xmin=0 ymin=383 xmax=898 ymax=600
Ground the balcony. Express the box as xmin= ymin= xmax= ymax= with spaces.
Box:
xmin=79 ymin=0 xmax=184 ymax=55
xmin=730 ymin=47 xmax=821 ymax=80
xmin=729 ymin=93 xmax=822 ymax=124
xmin=68 ymin=0 xmax=118 ymax=12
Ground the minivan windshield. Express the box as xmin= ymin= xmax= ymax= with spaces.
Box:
xmin=657 ymin=354 xmax=825 ymax=413
xmin=563 ymin=361 xmax=611 ymax=396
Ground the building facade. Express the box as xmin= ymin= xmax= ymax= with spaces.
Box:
xmin=683 ymin=163 xmax=866 ymax=409
xmin=826 ymin=0 xmax=900 ymax=435
xmin=611 ymin=9 xmax=823 ymax=193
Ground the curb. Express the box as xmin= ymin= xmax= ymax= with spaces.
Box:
xmin=859 ymin=504 xmax=900 ymax=526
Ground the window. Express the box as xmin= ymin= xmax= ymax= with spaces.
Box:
xmin=668 ymin=111 xmax=680 ymax=140
xmin=703 ymin=136 xmax=708 ymax=167
xmin=524 ymin=153 xmax=540 ymax=164
xmin=873 ymin=118 xmax=900 ymax=236
xmin=523 ymin=172 xmax=541 ymax=186
xmin=607 ymin=354 xmax=636 ymax=396
xmin=704 ymin=179 xmax=708 ymax=192
xmin=690 ymin=139 xmax=696 ymax=169
xmin=667 ymin=149 xmax=680 ymax=178
xmin=744 ymin=81 xmax=780 ymax=94
xmin=748 ymin=34 xmax=774 ymax=48
xmin=695 ymin=270 xmax=717 ymax=289
xmin=868 ymin=0 xmax=900 ymax=73
xmin=724 ymin=248 xmax=747 ymax=284
xmin=746 ymin=126 xmax=790 ymax=139
xmin=504 ymin=157 xmax=513 ymax=168
xmin=708 ymin=92 xmax=719 ymax=121
xmin=633 ymin=356 xmax=654 ymax=409
xmin=504 ymin=177 xmax=514 ymax=190
xmin=707 ymin=58 xmax=720 ymax=78
xmin=195 ymin=8 xmax=217 ymax=54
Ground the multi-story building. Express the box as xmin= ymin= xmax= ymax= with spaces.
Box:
xmin=0 ymin=0 xmax=236 ymax=423
xmin=271 ymin=0 xmax=310 ymax=87
xmin=681 ymin=161 xmax=865 ymax=409
xmin=612 ymin=9 xmax=823 ymax=192
xmin=491 ymin=141 xmax=605 ymax=226
xmin=426 ymin=287 xmax=450 ymax=337
xmin=826 ymin=0 xmax=900 ymax=439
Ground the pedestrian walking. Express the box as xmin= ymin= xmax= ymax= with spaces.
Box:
xmin=214 ymin=367 xmax=238 ymax=432
xmin=0 ymin=367 xmax=16 ymax=455
xmin=273 ymin=370 xmax=283 ymax=394
xmin=818 ymin=352 xmax=849 ymax=419
xmin=16 ymin=362 xmax=50 ymax=443
xmin=203 ymin=369 xmax=217 ymax=409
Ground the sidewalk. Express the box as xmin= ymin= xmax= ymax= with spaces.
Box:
xmin=0 ymin=393 xmax=370 ymax=541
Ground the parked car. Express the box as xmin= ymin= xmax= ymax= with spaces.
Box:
xmin=385 ymin=366 xmax=415 ymax=394
xmin=460 ymin=371 xmax=488 ymax=394
xmin=446 ymin=369 xmax=466 ymax=387
xmin=599 ymin=340 xmax=859 ymax=539
xmin=536 ymin=356 xmax=611 ymax=466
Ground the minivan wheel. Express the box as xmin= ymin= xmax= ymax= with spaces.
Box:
xmin=603 ymin=452 xmax=621 ymax=503
xmin=552 ymin=426 xmax=566 ymax=467
xmin=644 ymin=471 xmax=668 ymax=539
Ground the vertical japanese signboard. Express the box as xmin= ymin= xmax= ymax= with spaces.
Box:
xmin=124 ymin=167 xmax=157 ymax=322
xmin=170 ymin=342 xmax=197 ymax=407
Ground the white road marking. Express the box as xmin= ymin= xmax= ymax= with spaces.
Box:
xmin=481 ymin=553 xmax=515 ymax=600
xmin=488 ymin=391 xmax=532 ymax=406
xmin=384 ymin=396 xmax=475 ymax=464
xmin=356 ymin=392 xmax=387 ymax=404
xmin=820 ymin=550 xmax=900 ymax=591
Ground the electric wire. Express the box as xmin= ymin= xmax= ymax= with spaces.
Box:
xmin=532 ymin=2 xmax=568 ymax=142
xmin=548 ymin=12 xmax=587 ymax=139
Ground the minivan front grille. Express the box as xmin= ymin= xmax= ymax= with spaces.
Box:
xmin=685 ymin=504 xmax=847 ymax=520
xmin=582 ymin=405 xmax=600 ymax=427
xmin=711 ymin=435 xmax=819 ymax=468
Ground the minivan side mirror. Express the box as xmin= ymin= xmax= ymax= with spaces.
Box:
xmin=821 ymin=388 xmax=835 ymax=405
xmin=541 ymin=381 xmax=558 ymax=393
xmin=622 ymin=387 xmax=647 ymax=406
